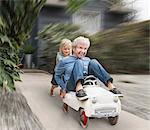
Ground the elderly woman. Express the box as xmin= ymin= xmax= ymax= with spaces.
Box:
xmin=54 ymin=36 xmax=122 ymax=101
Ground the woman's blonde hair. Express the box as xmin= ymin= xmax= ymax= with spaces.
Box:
xmin=72 ymin=36 xmax=90 ymax=49
xmin=59 ymin=38 xmax=72 ymax=55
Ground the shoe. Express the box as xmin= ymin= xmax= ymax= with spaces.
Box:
xmin=50 ymin=87 xmax=54 ymax=96
xmin=59 ymin=89 xmax=63 ymax=96
xmin=109 ymin=88 xmax=123 ymax=97
xmin=50 ymin=85 xmax=57 ymax=96
xmin=76 ymin=89 xmax=88 ymax=101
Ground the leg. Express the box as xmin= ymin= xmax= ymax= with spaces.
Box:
xmin=50 ymin=73 xmax=58 ymax=96
xmin=88 ymin=59 xmax=113 ymax=87
xmin=88 ymin=59 xmax=123 ymax=96
xmin=51 ymin=72 xmax=58 ymax=85
xmin=66 ymin=59 xmax=84 ymax=91
xmin=66 ymin=59 xmax=88 ymax=100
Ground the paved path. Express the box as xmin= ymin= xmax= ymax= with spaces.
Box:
xmin=16 ymin=73 xmax=150 ymax=130
xmin=112 ymin=74 xmax=150 ymax=120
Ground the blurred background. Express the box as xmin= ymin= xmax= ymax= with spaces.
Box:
xmin=0 ymin=0 xmax=149 ymax=74
xmin=36 ymin=0 xmax=149 ymax=74
xmin=0 ymin=0 xmax=149 ymax=122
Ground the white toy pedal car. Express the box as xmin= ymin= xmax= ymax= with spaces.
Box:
xmin=63 ymin=75 xmax=122 ymax=128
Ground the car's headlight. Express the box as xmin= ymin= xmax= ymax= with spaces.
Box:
xmin=113 ymin=96 xmax=119 ymax=103
xmin=92 ymin=97 xmax=97 ymax=104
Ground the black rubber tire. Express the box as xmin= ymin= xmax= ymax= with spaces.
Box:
xmin=108 ymin=116 xmax=118 ymax=125
xmin=63 ymin=103 xmax=69 ymax=113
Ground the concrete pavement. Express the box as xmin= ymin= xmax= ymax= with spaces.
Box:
xmin=112 ymin=74 xmax=150 ymax=120
xmin=15 ymin=73 xmax=150 ymax=130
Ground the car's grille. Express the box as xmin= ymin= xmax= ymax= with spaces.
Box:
xmin=95 ymin=107 xmax=116 ymax=114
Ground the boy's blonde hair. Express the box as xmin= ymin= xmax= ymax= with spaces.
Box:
xmin=72 ymin=36 xmax=90 ymax=49
xmin=59 ymin=38 xmax=72 ymax=54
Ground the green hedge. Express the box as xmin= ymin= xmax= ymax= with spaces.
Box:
xmin=89 ymin=20 xmax=149 ymax=74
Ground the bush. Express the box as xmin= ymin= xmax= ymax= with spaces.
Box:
xmin=89 ymin=20 xmax=150 ymax=74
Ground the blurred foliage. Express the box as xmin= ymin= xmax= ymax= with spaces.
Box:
xmin=67 ymin=0 xmax=87 ymax=13
xmin=89 ymin=20 xmax=150 ymax=74
xmin=0 ymin=0 xmax=46 ymax=91
xmin=38 ymin=23 xmax=88 ymax=72
xmin=38 ymin=21 xmax=149 ymax=74
xmin=67 ymin=0 xmax=125 ymax=13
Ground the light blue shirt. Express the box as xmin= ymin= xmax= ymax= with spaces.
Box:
xmin=54 ymin=55 xmax=91 ymax=90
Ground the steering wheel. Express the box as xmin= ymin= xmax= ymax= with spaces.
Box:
xmin=83 ymin=75 xmax=98 ymax=86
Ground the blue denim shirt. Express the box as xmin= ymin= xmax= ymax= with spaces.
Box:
xmin=56 ymin=52 xmax=64 ymax=64
xmin=54 ymin=55 xmax=91 ymax=90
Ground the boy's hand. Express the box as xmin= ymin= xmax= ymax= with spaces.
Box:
xmin=60 ymin=90 xmax=66 ymax=99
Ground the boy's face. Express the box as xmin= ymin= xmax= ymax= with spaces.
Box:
xmin=73 ymin=42 xmax=89 ymax=58
xmin=62 ymin=45 xmax=71 ymax=57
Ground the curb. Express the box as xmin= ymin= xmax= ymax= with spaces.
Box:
xmin=22 ymin=69 xmax=51 ymax=75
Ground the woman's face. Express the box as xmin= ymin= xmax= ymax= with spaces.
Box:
xmin=73 ymin=42 xmax=89 ymax=58
xmin=62 ymin=45 xmax=72 ymax=57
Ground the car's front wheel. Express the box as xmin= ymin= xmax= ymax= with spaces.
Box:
xmin=79 ymin=108 xmax=89 ymax=128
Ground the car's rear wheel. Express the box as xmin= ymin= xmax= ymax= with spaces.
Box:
xmin=108 ymin=116 xmax=118 ymax=125
xmin=63 ymin=103 xmax=69 ymax=113
xmin=79 ymin=108 xmax=89 ymax=128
